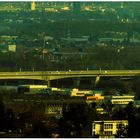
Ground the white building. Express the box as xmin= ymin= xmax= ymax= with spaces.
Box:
xmin=111 ymin=95 xmax=134 ymax=105
xmin=8 ymin=44 xmax=16 ymax=52
xmin=71 ymin=88 xmax=93 ymax=97
xmin=45 ymin=104 xmax=63 ymax=115
xmin=92 ymin=120 xmax=128 ymax=138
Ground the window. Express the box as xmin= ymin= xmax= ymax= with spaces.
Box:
xmin=104 ymin=131 xmax=112 ymax=135
xmin=104 ymin=124 xmax=113 ymax=129
xmin=117 ymin=123 xmax=124 ymax=129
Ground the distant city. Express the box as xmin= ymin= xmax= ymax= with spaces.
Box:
xmin=0 ymin=2 xmax=140 ymax=71
xmin=0 ymin=1 xmax=140 ymax=138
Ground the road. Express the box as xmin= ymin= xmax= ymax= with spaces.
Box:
xmin=0 ymin=70 xmax=139 ymax=81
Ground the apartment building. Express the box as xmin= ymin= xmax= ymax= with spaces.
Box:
xmin=92 ymin=120 xmax=128 ymax=138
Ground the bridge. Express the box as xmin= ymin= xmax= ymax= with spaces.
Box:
xmin=0 ymin=70 xmax=140 ymax=86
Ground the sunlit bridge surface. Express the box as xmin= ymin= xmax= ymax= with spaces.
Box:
xmin=0 ymin=70 xmax=139 ymax=81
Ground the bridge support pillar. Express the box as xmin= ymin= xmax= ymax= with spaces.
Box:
xmin=73 ymin=78 xmax=80 ymax=88
xmin=95 ymin=75 xmax=100 ymax=87
xmin=47 ymin=80 xmax=50 ymax=87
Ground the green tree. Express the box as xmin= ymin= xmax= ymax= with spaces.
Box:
xmin=125 ymin=102 xmax=140 ymax=137
xmin=116 ymin=123 xmax=128 ymax=138
xmin=59 ymin=102 xmax=98 ymax=138
xmin=30 ymin=121 xmax=52 ymax=138
xmin=5 ymin=108 xmax=16 ymax=132
xmin=0 ymin=95 xmax=5 ymax=131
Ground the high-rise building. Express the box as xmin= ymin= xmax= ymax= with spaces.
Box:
xmin=31 ymin=1 xmax=36 ymax=11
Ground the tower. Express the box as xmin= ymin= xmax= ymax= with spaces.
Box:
xmin=31 ymin=1 xmax=36 ymax=11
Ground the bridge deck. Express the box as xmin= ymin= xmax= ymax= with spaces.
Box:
xmin=0 ymin=70 xmax=139 ymax=80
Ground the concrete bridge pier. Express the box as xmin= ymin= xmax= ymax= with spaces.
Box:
xmin=95 ymin=75 xmax=100 ymax=87
xmin=73 ymin=78 xmax=80 ymax=88
xmin=47 ymin=80 xmax=50 ymax=87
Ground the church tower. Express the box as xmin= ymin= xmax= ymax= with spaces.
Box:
xmin=31 ymin=1 xmax=36 ymax=11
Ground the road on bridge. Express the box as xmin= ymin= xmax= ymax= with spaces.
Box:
xmin=0 ymin=70 xmax=139 ymax=81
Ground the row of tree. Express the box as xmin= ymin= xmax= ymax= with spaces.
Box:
xmin=0 ymin=45 xmax=140 ymax=71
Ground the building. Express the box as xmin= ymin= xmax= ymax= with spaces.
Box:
xmin=110 ymin=95 xmax=134 ymax=105
xmin=8 ymin=44 xmax=16 ymax=52
xmin=45 ymin=7 xmax=58 ymax=12
xmin=61 ymin=36 xmax=89 ymax=43
xmin=31 ymin=1 xmax=36 ymax=11
xmin=71 ymin=88 xmax=93 ymax=97
xmin=86 ymin=94 xmax=104 ymax=101
xmin=104 ymin=95 xmax=134 ymax=106
xmin=96 ymin=107 xmax=106 ymax=114
xmin=45 ymin=104 xmax=63 ymax=115
xmin=92 ymin=120 xmax=128 ymax=138
xmin=71 ymin=89 xmax=104 ymax=102
xmin=18 ymin=85 xmax=48 ymax=94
